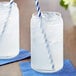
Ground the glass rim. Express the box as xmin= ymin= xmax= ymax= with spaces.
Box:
xmin=32 ymin=11 xmax=61 ymax=18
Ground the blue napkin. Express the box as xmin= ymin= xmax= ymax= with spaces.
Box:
xmin=0 ymin=49 xmax=31 ymax=66
xmin=19 ymin=60 xmax=76 ymax=76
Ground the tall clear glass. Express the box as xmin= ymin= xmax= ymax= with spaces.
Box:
xmin=31 ymin=12 xmax=63 ymax=73
xmin=0 ymin=2 xmax=19 ymax=59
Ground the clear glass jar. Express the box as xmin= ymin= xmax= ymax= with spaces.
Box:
xmin=31 ymin=12 xmax=63 ymax=73
xmin=0 ymin=2 xmax=19 ymax=59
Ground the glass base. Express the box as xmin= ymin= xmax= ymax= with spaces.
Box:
xmin=31 ymin=65 xmax=63 ymax=73
xmin=0 ymin=52 xmax=19 ymax=59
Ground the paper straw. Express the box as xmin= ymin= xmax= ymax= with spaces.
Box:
xmin=10 ymin=0 xmax=14 ymax=4
xmin=34 ymin=0 xmax=54 ymax=70
xmin=40 ymin=21 xmax=55 ymax=70
xmin=0 ymin=0 xmax=13 ymax=40
xmin=35 ymin=0 xmax=42 ymax=17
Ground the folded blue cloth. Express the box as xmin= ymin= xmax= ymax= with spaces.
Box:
xmin=19 ymin=60 xmax=76 ymax=76
xmin=0 ymin=49 xmax=31 ymax=66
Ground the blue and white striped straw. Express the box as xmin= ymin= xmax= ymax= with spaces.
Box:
xmin=35 ymin=0 xmax=55 ymax=70
xmin=35 ymin=0 xmax=42 ymax=17
xmin=0 ymin=0 xmax=13 ymax=40
xmin=10 ymin=0 xmax=14 ymax=4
